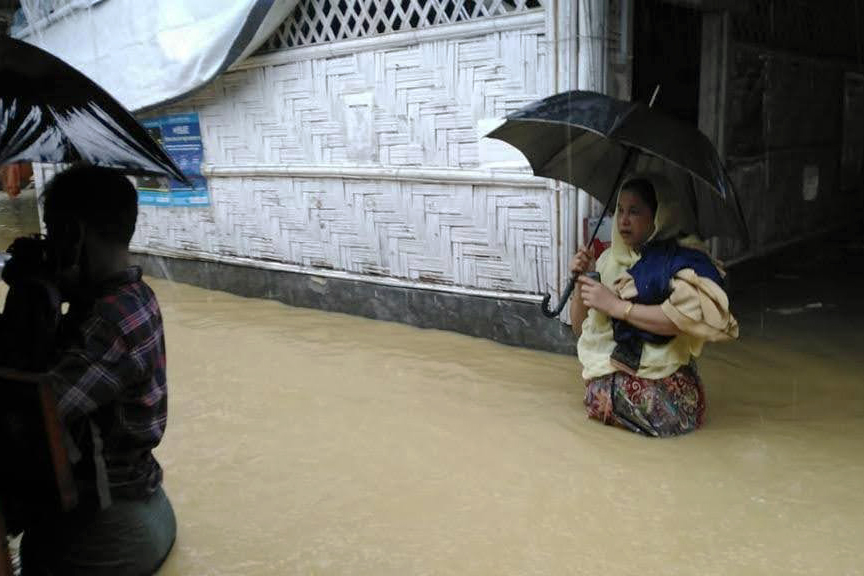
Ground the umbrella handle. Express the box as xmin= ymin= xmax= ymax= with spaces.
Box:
xmin=539 ymin=143 xmax=637 ymax=320
xmin=541 ymin=277 xmax=576 ymax=318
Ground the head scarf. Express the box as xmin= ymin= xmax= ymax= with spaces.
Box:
xmin=597 ymin=170 xmax=713 ymax=288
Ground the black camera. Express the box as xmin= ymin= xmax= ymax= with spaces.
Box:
xmin=1 ymin=234 xmax=58 ymax=287
xmin=0 ymin=234 xmax=63 ymax=372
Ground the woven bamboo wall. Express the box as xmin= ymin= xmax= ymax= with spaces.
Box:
xmin=131 ymin=10 xmax=557 ymax=298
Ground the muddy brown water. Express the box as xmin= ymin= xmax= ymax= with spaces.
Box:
xmin=2 ymin=190 xmax=862 ymax=575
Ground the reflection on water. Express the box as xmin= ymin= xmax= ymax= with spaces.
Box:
xmin=2 ymin=191 xmax=863 ymax=575
xmin=0 ymin=187 xmax=40 ymax=250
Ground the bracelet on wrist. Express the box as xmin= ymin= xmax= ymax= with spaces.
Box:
xmin=623 ymin=301 xmax=634 ymax=320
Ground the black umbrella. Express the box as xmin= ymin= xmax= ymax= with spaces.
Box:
xmin=486 ymin=90 xmax=749 ymax=318
xmin=0 ymin=36 xmax=188 ymax=183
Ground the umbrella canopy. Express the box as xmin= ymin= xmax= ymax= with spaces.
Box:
xmin=486 ymin=90 xmax=749 ymax=243
xmin=0 ymin=36 xmax=188 ymax=183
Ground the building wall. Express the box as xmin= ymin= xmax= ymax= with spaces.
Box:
xmin=131 ymin=6 xmax=559 ymax=301
xmin=718 ymin=0 xmax=864 ymax=261
xmin=26 ymin=1 xmax=636 ymax=353
xmin=30 ymin=1 xmax=626 ymax=353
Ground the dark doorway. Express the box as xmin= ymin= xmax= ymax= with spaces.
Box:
xmin=632 ymin=0 xmax=702 ymax=125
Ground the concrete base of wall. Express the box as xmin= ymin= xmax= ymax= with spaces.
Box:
xmin=131 ymin=253 xmax=578 ymax=355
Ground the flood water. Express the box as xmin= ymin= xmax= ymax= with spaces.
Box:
xmin=2 ymin=190 xmax=863 ymax=575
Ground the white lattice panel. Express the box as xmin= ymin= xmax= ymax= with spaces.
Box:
xmin=260 ymin=0 xmax=543 ymax=50
xmin=133 ymin=19 xmax=554 ymax=295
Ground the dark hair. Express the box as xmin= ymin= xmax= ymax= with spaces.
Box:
xmin=42 ymin=164 xmax=138 ymax=246
xmin=620 ymin=178 xmax=658 ymax=217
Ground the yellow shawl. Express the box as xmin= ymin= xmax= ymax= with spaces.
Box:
xmin=576 ymin=170 xmax=739 ymax=381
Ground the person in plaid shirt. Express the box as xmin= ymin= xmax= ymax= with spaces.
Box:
xmin=20 ymin=165 xmax=176 ymax=576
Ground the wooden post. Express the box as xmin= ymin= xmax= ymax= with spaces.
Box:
xmin=0 ymin=368 xmax=77 ymax=513
xmin=37 ymin=383 xmax=77 ymax=511
xmin=577 ymin=0 xmax=610 ymax=240
xmin=698 ymin=9 xmax=731 ymax=258
xmin=547 ymin=0 xmax=581 ymax=321
xmin=0 ymin=368 xmax=79 ymax=576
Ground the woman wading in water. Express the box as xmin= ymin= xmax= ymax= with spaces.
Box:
xmin=570 ymin=175 xmax=738 ymax=437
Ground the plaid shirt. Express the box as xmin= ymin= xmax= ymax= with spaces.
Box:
xmin=48 ymin=266 xmax=167 ymax=497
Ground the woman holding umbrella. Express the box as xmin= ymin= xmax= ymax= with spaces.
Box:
xmin=569 ymin=174 xmax=738 ymax=437
xmin=486 ymin=89 xmax=748 ymax=436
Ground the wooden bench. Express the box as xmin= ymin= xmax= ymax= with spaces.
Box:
xmin=0 ymin=368 xmax=77 ymax=576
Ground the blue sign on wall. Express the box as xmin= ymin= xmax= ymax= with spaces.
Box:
xmin=137 ymin=113 xmax=209 ymax=206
